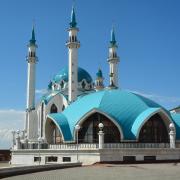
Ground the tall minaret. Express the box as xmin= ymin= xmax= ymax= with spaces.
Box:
xmin=107 ymin=27 xmax=120 ymax=87
xmin=26 ymin=26 xmax=38 ymax=139
xmin=66 ymin=6 xmax=80 ymax=102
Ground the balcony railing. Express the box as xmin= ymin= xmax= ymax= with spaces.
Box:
xmin=48 ymin=143 xmax=170 ymax=150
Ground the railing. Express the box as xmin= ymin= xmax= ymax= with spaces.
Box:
xmin=103 ymin=143 xmax=170 ymax=149
xmin=49 ymin=143 xmax=98 ymax=150
xmin=48 ymin=143 xmax=170 ymax=150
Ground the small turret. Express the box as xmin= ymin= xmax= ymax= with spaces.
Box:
xmin=95 ymin=68 xmax=104 ymax=91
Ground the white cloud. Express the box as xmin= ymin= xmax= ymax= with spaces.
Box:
xmin=131 ymin=90 xmax=180 ymax=104
xmin=0 ymin=109 xmax=25 ymax=149
xmin=35 ymin=89 xmax=47 ymax=95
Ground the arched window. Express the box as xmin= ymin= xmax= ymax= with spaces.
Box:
xmin=81 ymin=81 xmax=86 ymax=89
xmin=50 ymin=104 xmax=58 ymax=113
xmin=78 ymin=112 xmax=121 ymax=143
xmin=62 ymin=105 xmax=65 ymax=111
xmin=60 ymin=81 xmax=64 ymax=89
xmin=45 ymin=120 xmax=62 ymax=144
xmin=139 ymin=114 xmax=169 ymax=143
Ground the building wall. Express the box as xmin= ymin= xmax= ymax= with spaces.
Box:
xmin=11 ymin=148 xmax=180 ymax=165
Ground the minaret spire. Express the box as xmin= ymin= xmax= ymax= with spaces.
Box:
xmin=66 ymin=6 xmax=80 ymax=102
xmin=107 ymin=26 xmax=120 ymax=88
xmin=26 ymin=25 xmax=38 ymax=140
xmin=110 ymin=27 xmax=116 ymax=46
xmin=70 ymin=6 xmax=77 ymax=28
xmin=29 ymin=25 xmax=36 ymax=45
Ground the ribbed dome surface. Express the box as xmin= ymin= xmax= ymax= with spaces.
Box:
xmin=52 ymin=67 xmax=93 ymax=83
xmin=48 ymin=89 xmax=171 ymax=141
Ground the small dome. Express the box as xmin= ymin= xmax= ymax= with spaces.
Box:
xmin=52 ymin=67 xmax=93 ymax=83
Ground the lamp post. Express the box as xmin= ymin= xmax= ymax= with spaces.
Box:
xmin=98 ymin=123 xmax=104 ymax=149
xmin=38 ymin=137 xmax=42 ymax=165
xmin=11 ymin=131 xmax=16 ymax=148
xmin=75 ymin=124 xmax=80 ymax=162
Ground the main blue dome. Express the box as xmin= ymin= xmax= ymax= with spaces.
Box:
xmin=48 ymin=89 xmax=174 ymax=142
xmin=52 ymin=67 xmax=93 ymax=83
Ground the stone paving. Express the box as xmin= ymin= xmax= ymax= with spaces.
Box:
xmin=2 ymin=163 xmax=180 ymax=180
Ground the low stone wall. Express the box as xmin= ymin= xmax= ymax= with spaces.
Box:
xmin=0 ymin=162 xmax=82 ymax=178
xmin=11 ymin=148 xmax=180 ymax=166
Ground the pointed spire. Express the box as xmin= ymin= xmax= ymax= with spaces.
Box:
xmin=70 ymin=6 xmax=77 ymax=28
xmin=110 ymin=26 xmax=117 ymax=46
xmin=29 ymin=25 xmax=36 ymax=45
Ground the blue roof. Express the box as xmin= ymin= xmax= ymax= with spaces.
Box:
xmin=48 ymin=89 xmax=170 ymax=142
xmin=41 ymin=91 xmax=67 ymax=105
xmin=53 ymin=67 xmax=93 ymax=83
xmin=110 ymin=27 xmax=116 ymax=46
xmin=171 ymin=113 xmax=180 ymax=139
xmin=29 ymin=26 xmax=36 ymax=45
xmin=70 ymin=6 xmax=77 ymax=28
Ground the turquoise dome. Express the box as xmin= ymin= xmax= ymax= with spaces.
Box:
xmin=48 ymin=89 xmax=173 ymax=142
xmin=53 ymin=67 xmax=93 ymax=83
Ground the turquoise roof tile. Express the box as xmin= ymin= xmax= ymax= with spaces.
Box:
xmin=48 ymin=89 xmax=170 ymax=142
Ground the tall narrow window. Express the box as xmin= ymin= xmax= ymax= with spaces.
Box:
xmin=81 ymin=81 xmax=86 ymax=89
xmin=139 ymin=114 xmax=169 ymax=143
xmin=50 ymin=104 xmax=58 ymax=113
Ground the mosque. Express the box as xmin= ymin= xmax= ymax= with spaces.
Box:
xmin=11 ymin=7 xmax=180 ymax=165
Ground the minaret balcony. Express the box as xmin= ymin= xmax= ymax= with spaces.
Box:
xmin=107 ymin=56 xmax=120 ymax=63
xmin=26 ymin=56 xmax=38 ymax=63
xmin=66 ymin=41 xmax=80 ymax=48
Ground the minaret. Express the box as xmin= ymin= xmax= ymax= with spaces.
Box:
xmin=66 ymin=6 xmax=80 ymax=102
xmin=26 ymin=26 xmax=38 ymax=139
xmin=107 ymin=27 xmax=120 ymax=87
xmin=95 ymin=68 xmax=104 ymax=91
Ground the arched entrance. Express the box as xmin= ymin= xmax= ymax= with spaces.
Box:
xmin=45 ymin=118 xmax=63 ymax=144
xmin=78 ymin=112 xmax=121 ymax=143
xmin=139 ymin=114 xmax=169 ymax=143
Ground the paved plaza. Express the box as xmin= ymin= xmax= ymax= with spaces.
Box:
xmin=1 ymin=163 xmax=180 ymax=180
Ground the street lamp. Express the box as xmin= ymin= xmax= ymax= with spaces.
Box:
xmin=38 ymin=137 xmax=43 ymax=165
xmin=75 ymin=124 xmax=81 ymax=162
xmin=98 ymin=123 xmax=104 ymax=149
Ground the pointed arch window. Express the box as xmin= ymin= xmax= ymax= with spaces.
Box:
xmin=139 ymin=114 xmax=169 ymax=143
xmin=78 ymin=112 xmax=121 ymax=143
xmin=60 ymin=81 xmax=64 ymax=89
xmin=62 ymin=105 xmax=65 ymax=111
xmin=50 ymin=104 xmax=58 ymax=113
xmin=81 ymin=81 xmax=86 ymax=89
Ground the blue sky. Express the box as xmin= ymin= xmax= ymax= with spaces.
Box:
xmin=0 ymin=0 xmax=180 ymax=148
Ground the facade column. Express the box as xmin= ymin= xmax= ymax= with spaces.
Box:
xmin=169 ymin=123 xmax=176 ymax=149
xmin=15 ymin=131 xmax=21 ymax=150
